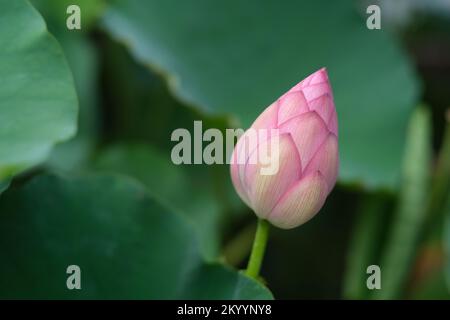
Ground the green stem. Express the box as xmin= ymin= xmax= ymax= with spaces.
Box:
xmin=245 ymin=218 xmax=270 ymax=280
xmin=373 ymin=107 xmax=431 ymax=299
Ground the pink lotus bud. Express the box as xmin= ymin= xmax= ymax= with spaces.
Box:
xmin=230 ymin=68 xmax=338 ymax=229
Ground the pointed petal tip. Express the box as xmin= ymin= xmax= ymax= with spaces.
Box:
xmin=309 ymin=67 xmax=329 ymax=84
xmin=318 ymin=67 xmax=328 ymax=74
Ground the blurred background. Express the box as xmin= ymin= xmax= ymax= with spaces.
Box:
xmin=0 ymin=0 xmax=449 ymax=299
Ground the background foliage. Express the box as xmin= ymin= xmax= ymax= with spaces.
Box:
xmin=0 ymin=0 xmax=449 ymax=299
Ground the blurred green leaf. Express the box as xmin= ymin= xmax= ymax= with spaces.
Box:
xmin=30 ymin=1 xmax=101 ymax=172
xmin=0 ymin=0 xmax=77 ymax=185
xmin=0 ymin=173 xmax=272 ymax=299
xmin=0 ymin=180 xmax=10 ymax=193
xmin=99 ymin=38 xmax=201 ymax=148
xmin=94 ymin=144 xmax=221 ymax=259
xmin=44 ymin=32 xmax=99 ymax=171
xmin=98 ymin=39 xmax=246 ymax=244
xmin=374 ymin=107 xmax=432 ymax=299
xmin=103 ymin=0 xmax=419 ymax=189
xmin=32 ymin=0 xmax=105 ymax=30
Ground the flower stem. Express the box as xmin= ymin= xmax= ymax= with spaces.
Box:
xmin=245 ymin=218 xmax=270 ymax=280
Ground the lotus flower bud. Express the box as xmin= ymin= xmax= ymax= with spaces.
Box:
xmin=230 ymin=68 xmax=338 ymax=229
